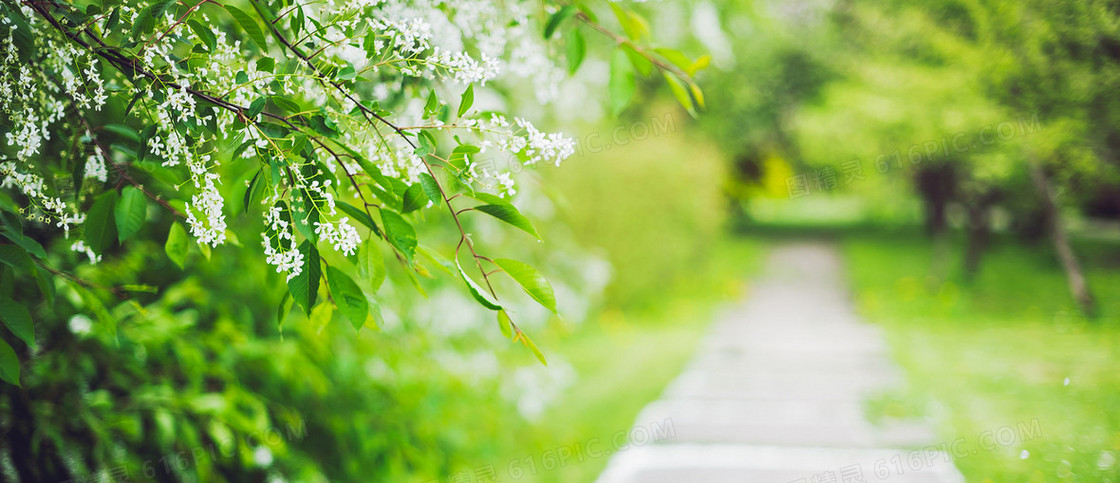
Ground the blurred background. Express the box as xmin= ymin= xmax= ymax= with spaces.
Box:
xmin=5 ymin=0 xmax=1120 ymax=481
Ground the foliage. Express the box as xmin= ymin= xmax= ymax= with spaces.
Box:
xmin=0 ymin=0 xmax=713 ymax=380
xmin=0 ymin=0 xmax=716 ymax=480
xmin=545 ymin=112 xmax=728 ymax=310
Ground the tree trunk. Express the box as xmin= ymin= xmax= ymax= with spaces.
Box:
xmin=1030 ymin=164 xmax=1098 ymax=317
xmin=916 ymin=164 xmax=955 ymax=279
xmin=916 ymin=164 xmax=955 ymax=238
xmin=963 ymin=201 xmax=991 ymax=281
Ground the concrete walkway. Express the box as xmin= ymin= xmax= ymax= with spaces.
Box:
xmin=597 ymin=242 xmax=963 ymax=482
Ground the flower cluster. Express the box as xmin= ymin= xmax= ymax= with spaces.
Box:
xmin=315 ymin=218 xmax=362 ymax=256
xmin=262 ymin=202 xmax=304 ymax=281
xmin=83 ymin=154 xmax=107 ymax=183
xmin=428 ymin=48 xmax=501 ymax=85
xmin=0 ymin=0 xmax=584 ymax=300
xmin=69 ymin=240 xmax=101 ymax=264
xmin=0 ymin=161 xmax=84 ymax=236
xmin=513 ymin=118 xmax=578 ymax=167
xmin=185 ymin=174 xmax=227 ymax=247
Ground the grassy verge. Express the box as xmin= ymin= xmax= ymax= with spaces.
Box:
xmin=480 ymin=237 xmax=767 ymax=482
xmin=842 ymin=229 xmax=1120 ymax=482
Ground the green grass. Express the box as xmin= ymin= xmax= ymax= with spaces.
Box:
xmin=842 ymin=229 xmax=1120 ymax=482
xmin=481 ymin=237 xmax=768 ymax=482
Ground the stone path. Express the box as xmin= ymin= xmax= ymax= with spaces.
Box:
xmin=596 ymin=242 xmax=963 ymax=483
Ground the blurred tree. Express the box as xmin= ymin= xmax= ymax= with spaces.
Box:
xmin=794 ymin=0 xmax=1120 ymax=301
xmin=698 ymin=0 xmax=835 ymax=213
xmin=916 ymin=0 xmax=1120 ymax=314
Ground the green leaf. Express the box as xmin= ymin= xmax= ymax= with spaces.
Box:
xmin=120 ymin=284 xmax=158 ymax=293
xmin=401 ymin=183 xmax=426 ymax=213
xmin=131 ymin=6 xmax=155 ymax=41
xmin=457 ymin=84 xmax=474 ymax=118
xmin=0 ymin=245 xmax=32 ymax=272
xmin=608 ymin=4 xmax=648 ymax=41
xmin=366 ymin=298 xmax=384 ymax=328
xmin=494 ymin=258 xmax=558 ymax=314
xmin=652 ymin=48 xmax=692 ymax=73
xmin=33 ymin=266 xmax=55 ymax=307
xmin=270 ymin=156 xmax=284 ymax=186
xmin=468 ymin=194 xmax=541 ymax=239
xmin=244 ymin=168 xmax=266 ymax=212
xmin=337 ymin=202 xmax=380 ymax=236
xmin=0 ymin=339 xmax=19 ymax=387
xmin=623 ymin=44 xmax=652 ymax=76
xmin=106 ymin=8 xmax=120 ymax=31
xmin=290 ymin=7 xmax=304 ymax=39
xmin=247 ymin=97 xmax=267 ymax=119
xmin=0 ymin=230 xmax=45 ymax=259
xmin=338 ymin=64 xmax=356 ymax=80
xmin=308 ymin=115 xmax=339 ymax=138
xmin=124 ymin=92 xmax=143 ymax=118
xmin=84 ymin=190 xmax=119 ymax=255
xmin=514 ymin=329 xmax=547 ymax=365
xmin=151 ymin=0 xmax=178 ymax=19
xmin=138 ymin=125 xmax=157 ymax=163
xmin=187 ymin=19 xmax=217 ymax=51
xmin=663 ymin=72 xmax=697 ymax=118
xmin=544 ymin=5 xmax=577 ymax=39
xmin=247 ymin=0 xmax=277 ymax=23
xmin=418 ymin=173 xmax=443 ymax=206
xmin=609 ymin=48 xmax=636 ymax=116
xmin=423 ymin=90 xmax=440 ymax=119
xmin=575 ymin=2 xmax=598 ymax=22
xmin=270 ymin=96 xmax=300 ymax=114
xmin=286 ymin=240 xmax=321 ymax=315
xmin=356 ymin=239 xmax=385 ymax=292
xmin=225 ymin=5 xmax=268 ymax=51
xmin=103 ymin=123 xmax=141 ymax=143
xmin=277 ymin=290 xmax=292 ymax=329
xmin=254 ymin=56 xmax=275 ymax=72
xmin=0 ymin=297 xmax=33 ymax=348
xmin=566 ymin=28 xmax=586 ymax=74
xmin=448 ymin=144 xmax=480 ymax=170
xmin=417 ymin=245 xmax=455 ymax=276
xmin=416 ymin=130 xmax=437 ymax=157
xmin=687 ymin=54 xmax=711 ymax=76
xmin=456 ymin=259 xmax=502 ymax=311
xmin=115 ymin=186 xmax=147 ymax=242
xmin=380 ymin=209 xmax=416 ymax=263
xmin=497 ymin=310 xmax=513 ymax=338
xmin=326 ymin=266 xmax=369 ymax=331
xmin=165 ymin=221 xmax=189 ymax=269
xmin=688 ymin=81 xmax=706 ymax=110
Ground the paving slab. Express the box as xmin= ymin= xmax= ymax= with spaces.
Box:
xmin=596 ymin=242 xmax=963 ymax=483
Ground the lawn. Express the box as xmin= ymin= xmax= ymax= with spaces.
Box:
xmin=843 ymin=229 xmax=1120 ymax=482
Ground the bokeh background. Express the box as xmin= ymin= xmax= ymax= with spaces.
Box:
xmin=4 ymin=0 xmax=1120 ymax=481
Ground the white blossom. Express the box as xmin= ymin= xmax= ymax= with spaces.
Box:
xmin=314 ymin=217 xmax=361 ymax=256
xmin=84 ymin=154 xmax=108 ymax=183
